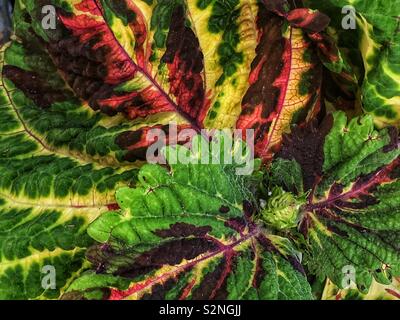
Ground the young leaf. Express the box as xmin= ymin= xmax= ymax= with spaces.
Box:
xmin=64 ymin=136 xmax=313 ymax=300
xmin=270 ymin=158 xmax=304 ymax=194
xmin=274 ymin=111 xmax=400 ymax=291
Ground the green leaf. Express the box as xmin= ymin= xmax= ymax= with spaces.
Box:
xmin=65 ymin=136 xmax=313 ymax=300
xmin=273 ymin=111 xmax=400 ymax=292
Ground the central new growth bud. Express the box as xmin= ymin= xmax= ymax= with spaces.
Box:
xmin=261 ymin=187 xmax=306 ymax=230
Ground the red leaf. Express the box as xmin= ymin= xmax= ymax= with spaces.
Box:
xmin=237 ymin=8 xmax=323 ymax=162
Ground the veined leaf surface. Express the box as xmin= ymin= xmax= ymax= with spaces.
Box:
xmin=0 ymin=0 xmax=260 ymax=297
xmin=11 ymin=0 xmax=333 ymax=162
xmin=0 ymin=0 xmax=376 ymax=301
xmin=63 ymin=136 xmax=313 ymax=300
xmin=19 ymin=0 xmax=261 ymax=131
xmin=273 ymin=111 xmax=400 ymax=291
xmin=0 ymin=34 xmax=139 ymax=298
xmin=236 ymin=2 xmax=329 ymax=161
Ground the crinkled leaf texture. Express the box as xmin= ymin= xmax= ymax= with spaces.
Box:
xmin=63 ymin=136 xmax=313 ymax=300
xmin=274 ymin=111 xmax=400 ymax=292
xmin=0 ymin=0 xmax=331 ymax=299
xmin=0 ymin=0 xmax=372 ymax=301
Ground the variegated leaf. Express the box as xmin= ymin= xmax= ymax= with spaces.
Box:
xmin=236 ymin=1 xmax=328 ymax=161
xmin=13 ymin=0 xmax=332 ymax=162
xmin=20 ymin=0 xmax=260 ymax=131
xmin=0 ymin=36 xmax=139 ymax=299
xmin=63 ymin=136 xmax=313 ymax=300
xmin=272 ymin=111 xmax=400 ymax=292
xmin=305 ymin=0 xmax=400 ymax=127
xmin=322 ymin=277 xmax=400 ymax=300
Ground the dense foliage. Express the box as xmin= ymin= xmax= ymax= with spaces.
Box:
xmin=0 ymin=0 xmax=399 ymax=300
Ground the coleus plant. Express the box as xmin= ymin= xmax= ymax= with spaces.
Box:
xmin=61 ymin=111 xmax=400 ymax=300
xmin=0 ymin=0 xmax=399 ymax=300
xmin=62 ymin=135 xmax=314 ymax=300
